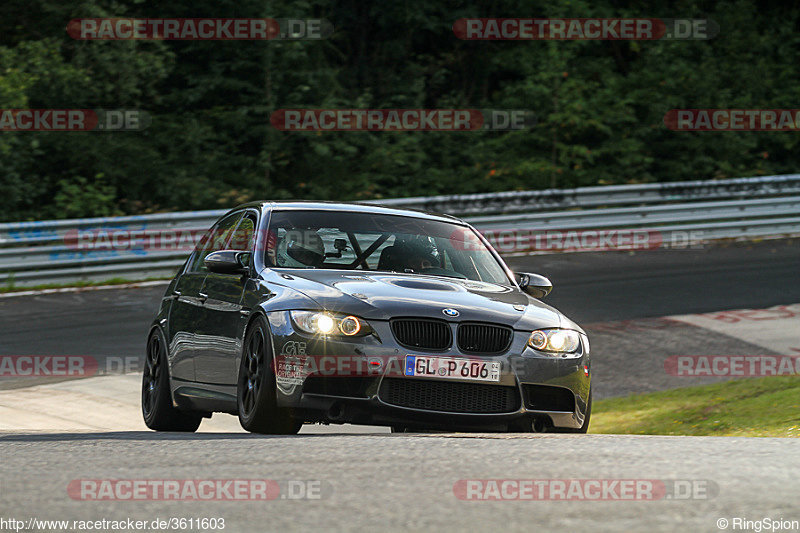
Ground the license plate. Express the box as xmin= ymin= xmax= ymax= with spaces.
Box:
xmin=404 ymin=356 xmax=501 ymax=382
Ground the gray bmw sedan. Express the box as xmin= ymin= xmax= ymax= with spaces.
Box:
xmin=142 ymin=202 xmax=591 ymax=434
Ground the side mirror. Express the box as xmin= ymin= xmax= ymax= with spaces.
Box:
xmin=515 ymin=272 xmax=552 ymax=298
xmin=204 ymin=250 xmax=251 ymax=275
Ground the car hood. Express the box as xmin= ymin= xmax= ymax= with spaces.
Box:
xmin=263 ymin=269 xmax=566 ymax=330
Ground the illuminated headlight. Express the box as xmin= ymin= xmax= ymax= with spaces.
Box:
xmin=290 ymin=311 xmax=372 ymax=337
xmin=316 ymin=314 xmax=335 ymax=334
xmin=527 ymin=329 xmax=581 ymax=353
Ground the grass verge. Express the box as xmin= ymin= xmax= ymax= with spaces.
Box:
xmin=591 ymin=376 xmax=800 ymax=437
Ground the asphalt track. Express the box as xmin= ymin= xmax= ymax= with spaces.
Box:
xmin=506 ymin=238 xmax=800 ymax=323
xmin=1 ymin=239 xmax=799 ymax=532
xmin=0 ymin=432 xmax=797 ymax=532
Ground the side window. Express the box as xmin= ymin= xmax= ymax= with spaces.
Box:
xmin=228 ymin=213 xmax=256 ymax=251
xmin=187 ymin=212 xmax=243 ymax=273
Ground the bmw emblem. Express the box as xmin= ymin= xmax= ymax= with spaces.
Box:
xmin=442 ymin=308 xmax=460 ymax=317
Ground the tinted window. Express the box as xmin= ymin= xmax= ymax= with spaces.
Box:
xmin=187 ymin=212 xmax=243 ymax=273
xmin=229 ymin=212 xmax=257 ymax=251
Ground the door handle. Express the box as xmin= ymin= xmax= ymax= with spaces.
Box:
xmin=172 ymin=290 xmax=182 ymax=299
xmin=198 ymin=292 xmax=209 ymax=303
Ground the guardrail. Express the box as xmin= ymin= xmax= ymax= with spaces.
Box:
xmin=368 ymin=174 xmax=800 ymax=214
xmin=1 ymin=174 xmax=799 ymax=287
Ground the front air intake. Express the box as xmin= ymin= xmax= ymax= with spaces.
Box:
xmin=457 ymin=323 xmax=513 ymax=354
xmin=390 ymin=319 xmax=452 ymax=351
xmin=379 ymin=378 xmax=521 ymax=413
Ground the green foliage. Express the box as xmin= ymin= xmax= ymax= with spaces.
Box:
xmin=1 ymin=0 xmax=800 ymax=221
xmin=53 ymin=174 xmax=119 ymax=218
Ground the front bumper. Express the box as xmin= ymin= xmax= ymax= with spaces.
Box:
xmin=265 ymin=311 xmax=591 ymax=430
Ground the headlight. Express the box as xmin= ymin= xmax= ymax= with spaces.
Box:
xmin=527 ymin=328 xmax=580 ymax=353
xmin=290 ymin=311 xmax=372 ymax=337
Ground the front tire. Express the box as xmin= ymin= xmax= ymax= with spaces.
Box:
xmin=142 ymin=329 xmax=202 ymax=432
xmin=237 ymin=316 xmax=302 ymax=435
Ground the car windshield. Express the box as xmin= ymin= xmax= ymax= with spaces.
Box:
xmin=266 ymin=209 xmax=511 ymax=284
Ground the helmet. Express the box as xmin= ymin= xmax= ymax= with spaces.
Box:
xmin=395 ymin=236 xmax=439 ymax=270
xmin=276 ymin=229 xmax=325 ymax=267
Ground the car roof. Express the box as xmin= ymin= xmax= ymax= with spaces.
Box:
xmin=239 ymin=200 xmax=465 ymax=225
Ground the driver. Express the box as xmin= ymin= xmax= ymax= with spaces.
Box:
xmin=275 ymin=229 xmax=325 ymax=267
xmin=407 ymin=249 xmax=438 ymax=271
xmin=398 ymin=238 xmax=439 ymax=272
